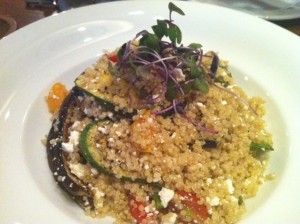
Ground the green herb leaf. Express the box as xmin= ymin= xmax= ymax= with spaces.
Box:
xmin=238 ymin=196 xmax=244 ymax=205
xmin=183 ymin=82 xmax=192 ymax=95
xmin=153 ymin=192 xmax=164 ymax=209
xmin=167 ymin=24 xmax=182 ymax=44
xmin=139 ymin=87 xmax=148 ymax=99
xmin=140 ymin=32 xmax=161 ymax=52
xmin=190 ymin=66 xmax=204 ymax=78
xmin=117 ymin=43 xmax=126 ymax=60
xmin=108 ymin=61 xmax=119 ymax=76
xmin=215 ymin=76 xmax=230 ymax=87
xmin=152 ymin=20 xmax=168 ymax=39
xmin=168 ymin=2 xmax=185 ymax=16
xmin=192 ymin=78 xmax=209 ymax=94
xmin=250 ymin=141 xmax=274 ymax=159
xmin=165 ymin=79 xmax=177 ymax=101
xmin=188 ymin=43 xmax=203 ymax=49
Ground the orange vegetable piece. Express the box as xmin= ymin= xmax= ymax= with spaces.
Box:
xmin=47 ymin=82 xmax=68 ymax=113
xmin=131 ymin=110 xmax=158 ymax=153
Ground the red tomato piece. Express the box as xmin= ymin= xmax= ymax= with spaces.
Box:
xmin=128 ymin=196 xmax=148 ymax=223
xmin=177 ymin=190 xmax=209 ymax=221
xmin=108 ymin=54 xmax=118 ymax=62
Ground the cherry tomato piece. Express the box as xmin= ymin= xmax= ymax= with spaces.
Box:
xmin=128 ymin=196 xmax=148 ymax=223
xmin=47 ymin=82 xmax=68 ymax=113
xmin=108 ymin=54 xmax=118 ymax=62
xmin=177 ymin=190 xmax=209 ymax=221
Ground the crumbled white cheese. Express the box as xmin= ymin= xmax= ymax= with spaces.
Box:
xmin=108 ymin=137 xmax=114 ymax=143
xmin=171 ymin=132 xmax=176 ymax=138
xmin=152 ymin=94 xmax=159 ymax=99
xmin=69 ymin=163 xmax=86 ymax=178
xmin=147 ymin=117 xmax=153 ymax=123
xmin=221 ymin=100 xmax=228 ymax=105
xmin=196 ymin=102 xmax=205 ymax=108
xmin=57 ymin=175 xmax=66 ymax=182
xmin=244 ymin=179 xmax=251 ymax=186
xmin=206 ymin=196 xmax=220 ymax=206
xmin=61 ymin=130 xmax=79 ymax=153
xmin=69 ymin=130 xmax=79 ymax=146
xmin=162 ymin=212 xmax=177 ymax=224
xmin=83 ymin=108 xmax=90 ymax=115
xmin=107 ymin=112 xmax=114 ymax=119
xmin=226 ymin=179 xmax=235 ymax=194
xmin=91 ymin=168 xmax=99 ymax=175
xmin=62 ymin=142 xmax=74 ymax=153
xmin=72 ymin=121 xmax=81 ymax=128
xmin=98 ymin=126 xmax=108 ymax=134
xmin=94 ymin=189 xmax=105 ymax=199
xmin=206 ymin=178 xmax=212 ymax=185
xmin=159 ymin=188 xmax=174 ymax=208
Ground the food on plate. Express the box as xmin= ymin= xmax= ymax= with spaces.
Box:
xmin=46 ymin=3 xmax=274 ymax=223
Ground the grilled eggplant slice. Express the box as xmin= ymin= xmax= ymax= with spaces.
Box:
xmin=46 ymin=87 xmax=92 ymax=206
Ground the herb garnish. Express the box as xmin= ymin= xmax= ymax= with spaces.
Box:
xmin=238 ymin=196 xmax=244 ymax=205
xmin=250 ymin=141 xmax=274 ymax=159
xmin=112 ymin=2 xmax=226 ymax=133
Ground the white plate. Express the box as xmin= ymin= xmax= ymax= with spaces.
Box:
xmin=190 ymin=0 xmax=300 ymax=20
xmin=0 ymin=1 xmax=299 ymax=223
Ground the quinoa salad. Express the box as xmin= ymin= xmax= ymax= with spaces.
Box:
xmin=45 ymin=3 xmax=274 ymax=224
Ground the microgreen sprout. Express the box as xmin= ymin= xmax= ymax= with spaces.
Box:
xmin=114 ymin=2 xmax=223 ymax=133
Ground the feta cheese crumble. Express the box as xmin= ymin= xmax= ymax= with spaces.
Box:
xmin=62 ymin=142 xmax=74 ymax=153
xmin=162 ymin=212 xmax=177 ymax=224
xmin=206 ymin=196 xmax=220 ymax=206
xmin=226 ymin=179 xmax=235 ymax=194
xmin=61 ymin=130 xmax=80 ymax=153
xmin=158 ymin=188 xmax=174 ymax=208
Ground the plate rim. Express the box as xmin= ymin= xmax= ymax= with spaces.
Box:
xmin=0 ymin=1 xmax=300 ymax=223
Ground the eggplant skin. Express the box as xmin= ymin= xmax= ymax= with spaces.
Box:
xmin=46 ymin=87 xmax=92 ymax=205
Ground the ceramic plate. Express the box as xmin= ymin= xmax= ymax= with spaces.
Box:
xmin=191 ymin=0 xmax=300 ymax=20
xmin=0 ymin=1 xmax=299 ymax=223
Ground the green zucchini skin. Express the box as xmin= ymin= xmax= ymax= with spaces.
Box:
xmin=75 ymin=78 xmax=136 ymax=116
xmin=79 ymin=120 xmax=113 ymax=177
xmin=75 ymin=74 xmax=117 ymax=112
xmin=79 ymin=121 xmax=161 ymax=188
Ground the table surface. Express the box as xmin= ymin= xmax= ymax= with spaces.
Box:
xmin=1 ymin=0 xmax=300 ymax=37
